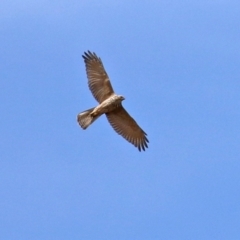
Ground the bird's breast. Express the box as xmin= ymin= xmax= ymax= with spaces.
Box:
xmin=94 ymin=96 xmax=120 ymax=115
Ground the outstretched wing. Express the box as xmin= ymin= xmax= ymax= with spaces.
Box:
xmin=106 ymin=106 xmax=149 ymax=151
xmin=82 ymin=51 xmax=115 ymax=103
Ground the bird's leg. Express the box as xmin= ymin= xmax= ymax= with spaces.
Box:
xmin=90 ymin=109 xmax=99 ymax=117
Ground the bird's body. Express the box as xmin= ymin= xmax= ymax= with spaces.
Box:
xmin=91 ymin=95 xmax=124 ymax=117
xmin=78 ymin=95 xmax=124 ymax=129
xmin=77 ymin=51 xmax=149 ymax=151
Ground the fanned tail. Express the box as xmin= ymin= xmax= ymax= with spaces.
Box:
xmin=77 ymin=107 xmax=99 ymax=129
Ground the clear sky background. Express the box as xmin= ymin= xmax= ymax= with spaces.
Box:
xmin=0 ymin=1 xmax=240 ymax=239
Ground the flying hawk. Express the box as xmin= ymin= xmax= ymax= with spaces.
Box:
xmin=77 ymin=51 xmax=149 ymax=151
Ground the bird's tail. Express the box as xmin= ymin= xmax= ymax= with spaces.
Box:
xmin=77 ymin=107 xmax=100 ymax=130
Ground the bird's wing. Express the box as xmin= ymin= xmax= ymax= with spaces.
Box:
xmin=106 ymin=106 xmax=149 ymax=151
xmin=82 ymin=51 xmax=115 ymax=103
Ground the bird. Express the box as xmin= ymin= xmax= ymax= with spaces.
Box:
xmin=77 ymin=51 xmax=149 ymax=151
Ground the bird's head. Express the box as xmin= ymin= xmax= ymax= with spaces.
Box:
xmin=118 ymin=95 xmax=125 ymax=101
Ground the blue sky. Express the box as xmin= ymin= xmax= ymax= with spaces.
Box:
xmin=0 ymin=1 xmax=240 ymax=239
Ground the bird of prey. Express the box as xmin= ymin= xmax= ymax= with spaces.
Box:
xmin=77 ymin=51 xmax=149 ymax=151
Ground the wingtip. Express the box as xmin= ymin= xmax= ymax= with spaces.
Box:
xmin=82 ymin=50 xmax=100 ymax=62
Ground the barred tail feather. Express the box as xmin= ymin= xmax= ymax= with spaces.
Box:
xmin=77 ymin=107 xmax=99 ymax=129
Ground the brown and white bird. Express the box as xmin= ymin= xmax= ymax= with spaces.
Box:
xmin=77 ymin=51 xmax=149 ymax=151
